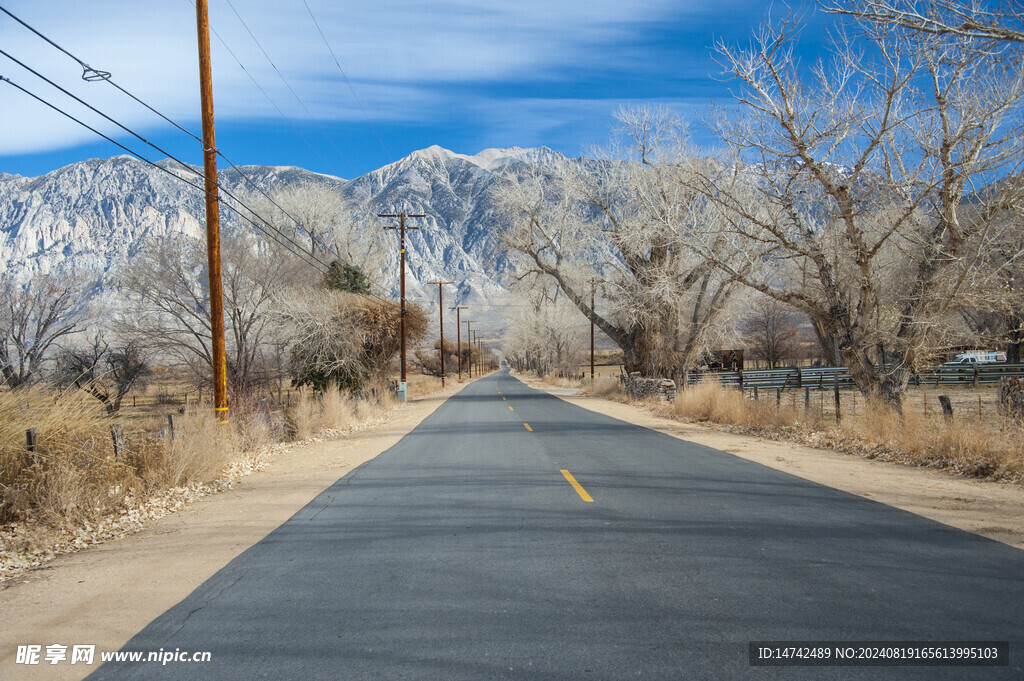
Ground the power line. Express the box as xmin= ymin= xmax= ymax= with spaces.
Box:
xmin=185 ymin=0 xmax=341 ymax=177
xmin=300 ymin=0 xmax=391 ymax=163
xmin=223 ymin=0 xmax=355 ymax=176
xmin=0 ymin=74 xmax=330 ymax=276
xmin=0 ymin=5 xmax=110 ymax=81
xmin=0 ymin=6 xmax=416 ymax=309
xmin=0 ymin=3 xmax=331 ymax=260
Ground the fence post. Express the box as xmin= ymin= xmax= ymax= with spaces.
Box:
xmin=753 ymin=386 xmax=759 ymax=401
xmin=938 ymin=395 xmax=953 ymax=421
xmin=776 ymin=387 xmax=782 ymax=406
xmin=804 ymin=387 xmax=811 ymax=415
xmin=110 ymin=424 xmax=124 ymax=457
xmin=833 ymin=372 xmax=842 ymax=423
xmin=167 ymin=414 xmax=175 ymax=441
xmin=26 ymin=428 xmax=40 ymax=466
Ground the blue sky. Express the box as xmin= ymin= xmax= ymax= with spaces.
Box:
xmin=0 ymin=0 xmax=828 ymax=179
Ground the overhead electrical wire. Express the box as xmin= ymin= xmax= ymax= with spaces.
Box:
xmin=0 ymin=3 xmax=336 ymax=263
xmin=300 ymin=0 xmax=391 ymax=163
xmin=222 ymin=0 xmax=356 ymax=176
xmin=0 ymin=74 xmax=331 ymax=276
xmin=0 ymin=4 xmax=408 ymax=308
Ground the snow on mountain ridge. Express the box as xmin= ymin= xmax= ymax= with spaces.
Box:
xmin=0 ymin=146 xmax=583 ymax=328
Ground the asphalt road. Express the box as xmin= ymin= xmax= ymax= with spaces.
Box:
xmin=88 ymin=367 xmax=1024 ymax=680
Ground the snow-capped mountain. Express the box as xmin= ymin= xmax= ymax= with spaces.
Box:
xmin=0 ymin=146 xmax=573 ymax=325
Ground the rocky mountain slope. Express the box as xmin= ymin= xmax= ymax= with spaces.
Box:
xmin=0 ymin=145 xmax=571 ymax=325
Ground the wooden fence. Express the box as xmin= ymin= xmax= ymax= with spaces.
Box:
xmin=685 ymin=363 xmax=1024 ymax=391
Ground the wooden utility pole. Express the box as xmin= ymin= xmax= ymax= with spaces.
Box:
xmin=196 ymin=0 xmax=228 ymax=424
xmin=464 ymin=319 xmax=472 ymax=378
xmin=427 ymin=282 xmax=453 ymax=387
xmin=380 ymin=212 xmax=426 ymax=401
xmin=453 ymin=306 xmax=468 ymax=379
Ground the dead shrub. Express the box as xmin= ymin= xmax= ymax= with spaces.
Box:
xmin=669 ymin=380 xmax=800 ymax=429
xmin=285 ymin=386 xmax=356 ymax=439
xmin=585 ymin=377 xmax=625 ymax=399
xmin=0 ymin=387 xmax=141 ymax=524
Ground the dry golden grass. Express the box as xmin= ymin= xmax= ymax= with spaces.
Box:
xmin=583 ymin=376 xmax=626 ymax=400
xmin=646 ymin=380 xmax=1023 ymax=482
xmin=839 ymin=400 xmax=1024 ymax=479
xmin=405 ymin=373 xmax=445 ymax=398
xmin=666 ymin=380 xmax=801 ymax=429
xmin=285 ymin=386 xmax=357 ymax=439
xmin=1 ymin=381 xmax=400 ymax=530
xmin=542 ymin=375 xmax=584 ymax=390
xmin=1 ymin=387 xmax=141 ymax=524
xmin=146 ymin=411 xmax=237 ymax=489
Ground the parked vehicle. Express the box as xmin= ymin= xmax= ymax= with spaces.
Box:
xmin=944 ymin=351 xmax=1006 ymax=365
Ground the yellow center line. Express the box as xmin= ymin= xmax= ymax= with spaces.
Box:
xmin=560 ymin=469 xmax=594 ymax=502
xmin=508 ymin=405 xmax=514 ymax=411
xmin=523 ymin=423 xmax=532 ymax=431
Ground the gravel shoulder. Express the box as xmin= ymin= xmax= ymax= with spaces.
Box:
xmin=0 ymin=379 xmax=472 ymax=681
xmin=520 ymin=377 xmax=1024 ymax=551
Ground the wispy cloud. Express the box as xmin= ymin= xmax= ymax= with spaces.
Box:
xmin=0 ymin=1 xmax=722 ymax=151
xmin=0 ymin=0 xmax=814 ymax=174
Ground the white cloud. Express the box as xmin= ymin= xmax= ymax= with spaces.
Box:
xmin=0 ymin=0 xmax=706 ymax=156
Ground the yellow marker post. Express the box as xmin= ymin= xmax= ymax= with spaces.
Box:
xmin=560 ymin=469 xmax=594 ymax=502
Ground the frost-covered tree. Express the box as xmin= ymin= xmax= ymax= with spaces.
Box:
xmin=689 ymin=10 xmax=1024 ymax=410
xmin=495 ymin=106 xmax=745 ymax=382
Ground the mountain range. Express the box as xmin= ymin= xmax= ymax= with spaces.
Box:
xmin=0 ymin=145 xmax=571 ymax=329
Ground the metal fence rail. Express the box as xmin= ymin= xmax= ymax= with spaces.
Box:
xmin=686 ymin=363 xmax=1024 ymax=391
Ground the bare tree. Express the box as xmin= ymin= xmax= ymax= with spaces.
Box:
xmin=496 ymin=106 xmax=745 ymax=382
xmin=959 ymin=211 xmax=1024 ymax=363
xmin=822 ymin=1 xmax=1024 ymax=44
xmin=54 ymin=333 xmax=152 ymax=412
xmin=689 ymin=11 xmax=1024 ymax=410
xmin=118 ymin=231 xmax=310 ymax=393
xmin=0 ymin=272 xmax=81 ymax=388
xmin=742 ymin=298 xmax=802 ymax=369
xmin=249 ymin=184 xmax=386 ymax=285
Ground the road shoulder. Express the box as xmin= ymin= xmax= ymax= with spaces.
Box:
xmin=521 ymin=377 xmax=1024 ymax=551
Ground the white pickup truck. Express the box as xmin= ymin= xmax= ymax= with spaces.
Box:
xmin=944 ymin=351 xmax=1006 ymax=365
